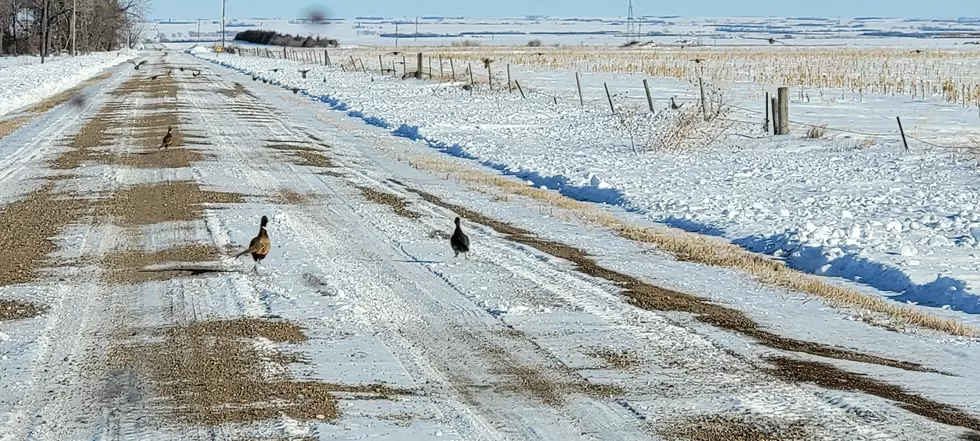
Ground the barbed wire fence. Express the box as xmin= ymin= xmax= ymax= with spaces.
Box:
xmin=236 ymin=46 xmax=980 ymax=154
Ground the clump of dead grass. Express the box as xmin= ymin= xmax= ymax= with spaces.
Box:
xmin=806 ymin=124 xmax=828 ymax=139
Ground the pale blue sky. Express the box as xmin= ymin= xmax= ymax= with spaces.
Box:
xmin=149 ymin=0 xmax=975 ymax=21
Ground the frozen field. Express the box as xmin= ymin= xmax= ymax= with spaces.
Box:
xmin=2 ymin=17 xmax=980 ymax=439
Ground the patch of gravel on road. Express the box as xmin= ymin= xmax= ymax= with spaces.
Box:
xmin=113 ymin=318 xmax=412 ymax=426
xmin=102 ymin=244 xmax=224 ymax=284
xmin=273 ymin=189 xmax=314 ymax=205
xmin=265 ymin=144 xmax=337 ymax=168
xmin=591 ymin=349 xmax=639 ymax=369
xmin=768 ymin=357 xmax=980 ymax=435
xmin=0 ymin=299 xmax=48 ymax=321
xmin=661 ymin=413 xmax=813 ymax=441
xmin=356 ymin=187 xmax=421 ymax=219
xmin=96 ymin=181 xmax=243 ymax=226
xmin=0 ymin=182 xmax=85 ymax=286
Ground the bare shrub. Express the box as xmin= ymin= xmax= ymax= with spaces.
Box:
xmin=527 ymin=39 xmax=543 ymax=47
xmin=806 ymin=124 xmax=828 ymax=139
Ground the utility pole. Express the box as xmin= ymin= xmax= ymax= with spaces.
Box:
xmin=220 ymin=0 xmax=226 ymax=50
xmin=70 ymin=0 xmax=77 ymax=56
xmin=395 ymin=22 xmax=399 ymax=47
xmin=197 ymin=18 xmax=202 ymax=40
xmin=415 ymin=16 xmax=418 ymax=42
xmin=40 ymin=0 xmax=48 ymax=63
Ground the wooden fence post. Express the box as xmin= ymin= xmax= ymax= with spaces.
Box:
xmin=450 ymin=58 xmax=456 ymax=81
xmin=604 ymin=83 xmax=616 ymax=114
xmin=507 ymin=64 xmax=512 ymax=92
xmin=777 ymin=86 xmax=790 ymax=135
xmin=642 ymin=79 xmax=654 ymax=112
xmin=699 ymin=77 xmax=710 ymax=121
xmin=515 ymin=80 xmax=526 ymax=99
xmin=764 ymin=92 xmax=770 ymax=133
xmin=469 ymin=63 xmax=475 ymax=87
xmin=771 ymin=97 xmax=780 ymax=135
xmin=439 ymin=56 xmax=444 ymax=78
xmin=896 ymin=116 xmax=910 ymax=153
xmin=416 ymin=53 xmax=423 ymax=79
xmin=324 ymin=49 xmax=331 ymax=66
xmin=402 ymin=55 xmax=406 ymax=77
xmin=575 ymin=72 xmax=584 ymax=106
xmin=379 ymin=55 xmax=384 ymax=75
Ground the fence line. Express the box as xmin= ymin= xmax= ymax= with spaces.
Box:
xmin=234 ymin=47 xmax=980 ymax=152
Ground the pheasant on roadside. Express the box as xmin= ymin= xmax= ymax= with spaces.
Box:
xmin=159 ymin=126 xmax=173 ymax=149
xmin=236 ymin=215 xmax=271 ymax=272
xmin=450 ymin=217 xmax=470 ymax=259
xmin=128 ymin=59 xmax=148 ymax=70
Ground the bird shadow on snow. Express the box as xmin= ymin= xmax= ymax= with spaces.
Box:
xmin=394 ymin=259 xmax=442 ymax=265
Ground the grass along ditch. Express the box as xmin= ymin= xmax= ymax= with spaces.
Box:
xmin=404 ymin=155 xmax=978 ymax=338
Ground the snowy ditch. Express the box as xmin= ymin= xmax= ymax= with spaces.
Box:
xmin=193 ymin=48 xmax=980 ymax=317
xmin=0 ymin=51 xmax=135 ymax=117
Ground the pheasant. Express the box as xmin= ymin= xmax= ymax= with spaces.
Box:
xmin=450 ymin=217 xmax=470 ymax=259
xmin=128 ymin=59 xmax=148 ymax=70
xmin=236 ymin=215 xmax=271 ymax=272
xmin=670 ymin=97 xmax=684 ymax=110
xmin=192 ymin=70 xmax=201 ymax=77
xmin=299 ymin=69 xmax=310 ymax=78
xmin=291 ymin=87 xmax=301 ymax=94
xmin=159 ymin=126 xmax=173 ymax=149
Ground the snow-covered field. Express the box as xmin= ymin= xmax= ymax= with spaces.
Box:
xmin=2 ymin=36 xmax=980 ymax=439
xmin=193 ymin=43 xmax=980 ymax=324
xmin=0 ymin=48 xmax=978 ymax=440
xmin=0 ymin=51 xmax=134 ymax=117
xmin=149 ymin=16 xmax=980 ymax=47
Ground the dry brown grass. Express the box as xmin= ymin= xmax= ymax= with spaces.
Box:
xmin=806 ymin=124 xmax=828 ymax=139
xmin=112 ymin=318 xmax=411 ymax=425
xmin=404 ymin=156 xmax=978 ymax=338
xmin=0 ymin=116 xmax=32 ymax=141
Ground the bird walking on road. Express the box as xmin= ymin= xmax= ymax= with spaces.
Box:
xmin=128 ymin=59 xmax=148 ymax=70
xmin=451 ymin=217 xmax=470 ymax=259
xmin=159 ymin=126 xmax=173 ymax=149
xmin=192 ymin=70 xmax=201 ymax=77
xmin=236 ymin=215 xmax=271 ymax=273
xmin=670 ymin=97 xmax=684 ymax=110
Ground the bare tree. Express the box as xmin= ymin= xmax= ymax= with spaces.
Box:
xmin=0 ymin=0 xmax=148 ymax=55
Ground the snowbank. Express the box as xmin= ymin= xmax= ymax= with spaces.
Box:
xmin=0 ymin=51 xmax=134 ymax=117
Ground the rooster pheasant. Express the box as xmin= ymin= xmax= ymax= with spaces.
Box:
xmin=236 ymin=215 xmax=271 ymax=272
xmin=450 ymin=217 xmax=470 ymax=259
xmin=159 ymin=126 xmax=173 ymax=149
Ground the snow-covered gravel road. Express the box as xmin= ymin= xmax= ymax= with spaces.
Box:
xmin=0 ymin=51 xmax=978 ymax=440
